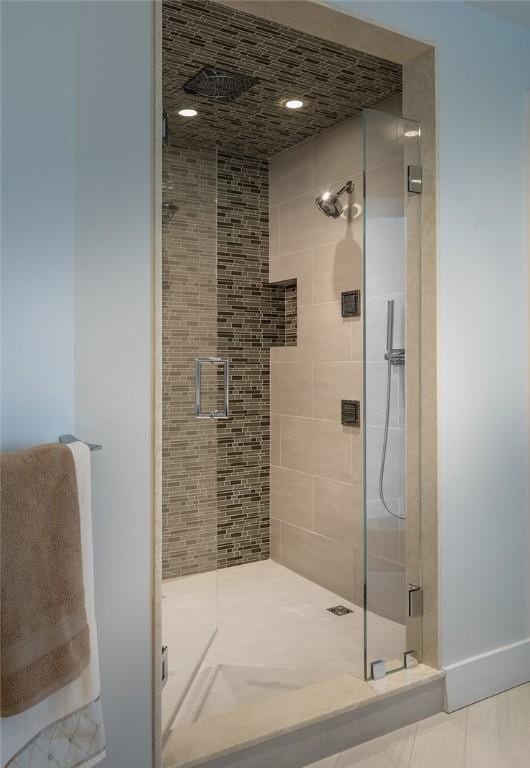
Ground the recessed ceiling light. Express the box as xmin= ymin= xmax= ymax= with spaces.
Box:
xmin=285 ymin=99 xmax=304 ymax=110
xmin=178 ymin=108 xmax=198 ymax=117
xmin=404 ymin=129 xmax=420 ymax=138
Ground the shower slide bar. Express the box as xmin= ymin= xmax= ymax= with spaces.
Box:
xmin=59 ymin=434 xmax=103 ymax=452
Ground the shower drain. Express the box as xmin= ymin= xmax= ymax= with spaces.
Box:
xmin=327 ymin=605 xmax=354 ymax=616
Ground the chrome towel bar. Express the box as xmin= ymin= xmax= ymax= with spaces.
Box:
xmin=59 ymin=434 xmax=102 ymax=452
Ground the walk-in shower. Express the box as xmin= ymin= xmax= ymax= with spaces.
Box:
xmin=160 ymin=0 xmax=422 ymax=761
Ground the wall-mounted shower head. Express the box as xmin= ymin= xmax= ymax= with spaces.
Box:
xmin=315 ymin=180 xmax=354 ymax=219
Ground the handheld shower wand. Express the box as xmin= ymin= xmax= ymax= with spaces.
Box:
xmin=379 ymin=300 xmax=406 ymax=520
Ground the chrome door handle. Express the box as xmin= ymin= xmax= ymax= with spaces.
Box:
xmin=195 ymin=357 xmax=230 ymax=419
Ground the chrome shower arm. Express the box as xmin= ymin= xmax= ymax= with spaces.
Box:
xmin=336 ymin=180 xmax=354 ymax=197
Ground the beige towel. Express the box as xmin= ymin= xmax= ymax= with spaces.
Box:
xmin=1 ymin=443 xmax=90 ymax=717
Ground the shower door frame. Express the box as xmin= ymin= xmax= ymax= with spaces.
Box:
xmin=362 ymin=108 xmax=423 ymax=679
xmin=151 ymin=3 xmax=439 ymax=765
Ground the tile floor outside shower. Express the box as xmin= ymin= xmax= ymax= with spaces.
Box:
xmin=304 ymin=681 xmax=530 ymax=768
xmin=162 ymin=559 xmax=404 ymax=736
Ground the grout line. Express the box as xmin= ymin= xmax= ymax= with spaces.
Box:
xmin=311 ymin=361 xmax=315 ymax=420
xmin=269 ymin=233 xmax=362 ymax=261
xmin=350 ymin=308 xmax=354 ymax=361
xmin=272 ymin=356 xmax=363 ymax=363
xmin=279 ymin=413 xmax=282 ymax=466
xmin=461 ymin=706 xmax=470 ymax=766
xmin=298 ymin=298 xmax=358 ymax=308
xmin=270 ymin=208 xmax=405 ymax=262
xmin=277 ymin=202 xmax=282 ymax=257
xmin=271 ymin=359 xmax=362 ymax=365
xmin=407 ymin=722 xmax=419 ymax=768
xmin=309 ymin=135 xmax=316 ymax=195
xmin=278 ymin=517 xmax=406 ymax=569
xmin=279 ymin=519 xmax=360 ymax=550
xmin=365 ymin=291 xmax=406 ymax=302
xmin=270 ymin=463 xmax=363 ymax=490
xmin=311 ymin=475 xmax=316 ymax=532
xmin=309 ymin=253 xmax=315 ymax=305
xmin=269 ymin=170 xmax=363 ymax=209
xmin=269 ymin=413 xmax=360 ymax=425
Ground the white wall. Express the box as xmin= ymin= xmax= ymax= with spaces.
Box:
xmin=1 ymin=1 xmax=75 ymax=449
xmin=326 ymin=0 xmax=530 ymax=706
xmin=74 ymin=3 xmax=154 ymax=765
xmin=1 ymin=2 xmax=154 ymax=765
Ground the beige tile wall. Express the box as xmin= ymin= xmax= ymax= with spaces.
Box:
xmin=403 ymin=49 xmax=438 ymax=667
xmin=221 ymin=0 xmax=438 ymax=665
xmin=269 ymin=117 xmax=364 ymax=603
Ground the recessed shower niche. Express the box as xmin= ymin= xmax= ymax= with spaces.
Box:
xmin=159 ymin=0 xmax=432 ymax=764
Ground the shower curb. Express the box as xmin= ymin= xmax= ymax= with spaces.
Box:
xmin=163 ymin=665 xmax=444 ymax=768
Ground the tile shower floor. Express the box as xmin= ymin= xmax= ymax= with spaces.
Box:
xmin=162 ymin=559 xmax=403 ymax=734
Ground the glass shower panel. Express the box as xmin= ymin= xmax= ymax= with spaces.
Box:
xmin=362 ymin=110 xmax=421 ymax=678
xmin=161 ymin=144 xmax=219 ymax=737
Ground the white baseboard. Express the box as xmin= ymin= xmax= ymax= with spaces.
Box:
xmin=443 ymin=638 xmax=530 ymax=712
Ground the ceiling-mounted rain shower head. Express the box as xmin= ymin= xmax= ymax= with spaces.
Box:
xmin=316 ymin=180 xmax=354 ymax=219
xmin=183 ymin=67 xmax=258 ymax=103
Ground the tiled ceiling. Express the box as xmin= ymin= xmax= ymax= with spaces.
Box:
xmin=163 ymin=0 xmax=402 ymax=157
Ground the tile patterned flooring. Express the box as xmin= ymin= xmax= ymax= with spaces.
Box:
xmin=162 ymin=559 xmax=403 ymax=732
xmin=305 ymin=682 xmax=530 ymax=768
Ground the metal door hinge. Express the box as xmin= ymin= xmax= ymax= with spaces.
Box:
xmin=408 ymin=585 xmax=423 ymax=618
xmin=371 ymin=659 xmax=386 ymax=680
xmin=408 ymin=165 xmax=422 ymax=194
xmin=162 ymin=645 xmax=168 ymax=687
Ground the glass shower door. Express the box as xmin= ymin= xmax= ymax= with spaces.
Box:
xmin=161 ymin=144 xmax=220 ymax=736
xmin=362 ymin=109 xmax=422 ymax=679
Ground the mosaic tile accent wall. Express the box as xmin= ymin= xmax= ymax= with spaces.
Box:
xmin=216 ymin=152 xmax=287 ymax=568
xmin=162 ymin=142 xmax=219 ymax=578
xmin=163 ymin=144 xmax=292 ymax=578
